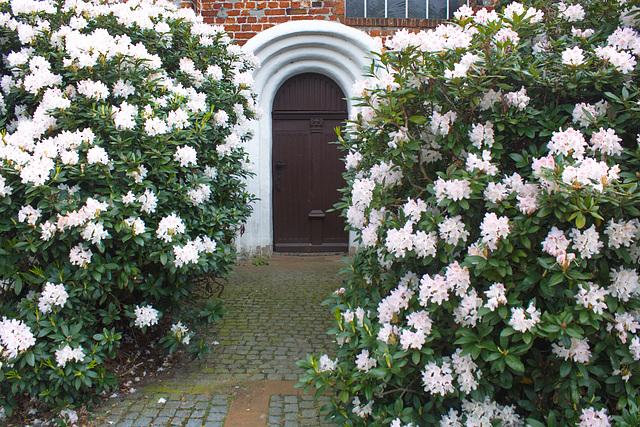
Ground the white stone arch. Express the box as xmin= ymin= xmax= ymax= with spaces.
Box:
xmin=236 ymin=20 xmax=380 ymax=254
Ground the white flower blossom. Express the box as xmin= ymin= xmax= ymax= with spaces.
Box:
xmin=134 ymin=305 xmax=159 ymax=328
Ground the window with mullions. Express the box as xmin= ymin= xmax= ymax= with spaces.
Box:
xmin=346 ymin=0 xmax=468 ymax=19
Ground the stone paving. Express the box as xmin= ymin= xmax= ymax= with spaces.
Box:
xmin=89 ymin=255 xmax=344 ymax=427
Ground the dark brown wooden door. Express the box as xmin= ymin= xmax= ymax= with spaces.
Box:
xmin=272 ymin=73 xmax=348 ymax=252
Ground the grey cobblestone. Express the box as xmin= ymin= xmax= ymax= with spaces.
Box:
xmin=89 ymin=256 xmax=342 ymax=426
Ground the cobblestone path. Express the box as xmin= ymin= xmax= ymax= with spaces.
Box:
xmin=89 ymin=255 xmax=344 ymax=427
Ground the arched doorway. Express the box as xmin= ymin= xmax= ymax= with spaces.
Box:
xmin=236 ymin=21 xmax=380 ymax=255
xmin=272 ymin=73 xmax=348 ymax=252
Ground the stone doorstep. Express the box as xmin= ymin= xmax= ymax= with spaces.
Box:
xmin=145 ymin=379 xmax=326 ymax=426
xmin=223 ymin=380 xmax=316 ymax=427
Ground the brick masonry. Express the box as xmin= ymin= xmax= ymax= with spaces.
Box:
xmin=181 ymin=0 xmax=479 ymax=44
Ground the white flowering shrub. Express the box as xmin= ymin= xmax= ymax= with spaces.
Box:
xmin=299 ymin=1 xmax=640 ymax=425
xmin=0 ymin=0 xmax=258 ymax=415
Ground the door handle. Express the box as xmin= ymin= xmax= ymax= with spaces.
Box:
xmin=275 ymin=161 xmax=287 ymax=192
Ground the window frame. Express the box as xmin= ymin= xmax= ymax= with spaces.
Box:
xmin=345 ymin=0 xmax=470 ymax=20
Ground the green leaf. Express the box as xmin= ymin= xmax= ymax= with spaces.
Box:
xmin=526 ymin=419 xmax=546 ymax=427
xmin=548 ymin=273 xmax=564 ymax=287
xmin=368 ymin=368 xmax=387 ymax=379
xmin=25 ymin=351 xmax=35 ymax=366
xmin=505 ymin=355 xmax=524 ymax=373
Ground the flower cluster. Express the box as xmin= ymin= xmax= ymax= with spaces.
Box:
xmin=134 ymin=305 xmax=160 ymax=329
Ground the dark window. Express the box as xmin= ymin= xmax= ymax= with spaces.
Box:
xmin=346 ymin=0 xmax=468 ymax=19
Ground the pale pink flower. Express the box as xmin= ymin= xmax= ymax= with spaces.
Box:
xmin=505 ymin=87 xmax=529 ymax=111
xmin=604 ymin=218 xmax=640 ymax=249
xmin=412 ymin=230 xmax=438 ymax=259
xmin=548 ymin=127 xmax=586 ymax=160
xmin=434 ymin=178 xmax=472 ymax=203
xmin=572 ymin=101 xmax=608 ymax=127
xmin=451 ymin=348 xmax=481 ymax=394
xmin=438 ymin=216 xmax=469 ymax=246
xmin=561 ymin=46 xmax=584 ymax=66
xmin=558 ymin=3 xmax=585 ymax=22
xmin=38 ymin=282 xmax=68 ymax=314
xmin=355 ymin=349 xmax=377 ymax=372
xmin=570 ymin=225 xmax=603 ymax=259
xmin=494 ymin=28 xmax=520 ymax=45
xmin=352 ymin=178 xmax=376 ymax=208
xmin=480 ymin=212 xmax=510 ymax=250
xmin=385 ymin=222 xmax=414 ymax=258
xmin=318 ymin=354 xmax=337 ymax=372
xmin=468 ymin=121 xmax=495 ymax=149
xmin=69 ymin=244 xmax=92 ymax=268
xmin=156 ymin=213 xmax=186 ymax=243
xmin=407 ymin=310 xmax=432 ymax=333
xmin=422 ymin=361 xmax=454 ymax=396
xmin=431 ymin=110 xmax=457 ymax=136
xmin=508 ymin=302 xmax=540 ymax=332
xmin=134 ymin=305 xmax=159 ymax=328
xmin=446 ymin=261 xmax=471 ymax=297
xmin=484 ymin=282 xmax=507 ymax=311
xmin=542 ymin=226 xmax=571 ymax=257
xmin=483 ymin=182 xmax=510 ymax=203
xmin=577 ymin=407 xmax=610 ymax=427
xmin=87 ymin=146 xmax=109 ymax=165
xmin=630 ymin=336 xmax=640 ymax=360
xmin=0 ymin=317 xmax=36 ymax=359
xmin=590 ymin=128 xmax=623 ymax=156
xmin=174 ymin=145 xmax=197 ymax=167
xmin=552 ymin=338 xmax=591 ymax=363
xmin=18 ymin=205 xmax=41 ymax=226
xmin=403 ymin=198 xmax=427 ymax=223
xmin=346 ymin=205 xmax=366 ymax=230
xmin=419 ymin=273 xmax=451 ymax=306
xmin=595 ymin=45 xmax=636 ymax=73
xmin=345 ymin=151 xmax=362 ymax=170
xmin=400 ymin=328 xmax=426 ymax=350
xmin=55 ymin=344 xmax=85 ymax=367
xmin=453 ymin=289 xmax=483 ymax=327
xmin=609 ymin=267 xmax=640 ymax=302
xmin=377 ymin=282 xmax=414 ymax=323
xmin=466 ymin=150 xmax=498 ymax=176
xmin=575 ymin=283 xmax=608 ymax=315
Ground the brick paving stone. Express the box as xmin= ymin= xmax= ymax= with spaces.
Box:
xmin=132 ymin=417 xmax=153 ymax=426
xmin=89 ymin=256 xmax=343 ymax=427
xmin=155 ymin=416 xmax=171 ymax=424
xmin=205 ymin=411 xmax=226 ymax=422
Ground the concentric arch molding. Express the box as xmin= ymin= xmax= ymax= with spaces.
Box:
xmin=235 ymin=21 xmax=380 ymax=254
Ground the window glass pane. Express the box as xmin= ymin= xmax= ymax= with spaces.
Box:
xmin=366 ymin=0 xmax=385 ymax=17
xmin=448 ymin=0 xmax=466 ymax=18
xmin=407 ymin=0 xmax=426 ymax=18
xmin=428 ymin=0 xmax=446 ymax=19
xmin=388 ymin=0 xmax=405 ymax=18
xmin=346 ymin=0 xmax=365 ymax=17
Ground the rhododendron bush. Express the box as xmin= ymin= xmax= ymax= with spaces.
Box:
xmin=0 ymin=0 xmax=258 ymax=415
xmin=299 ymin=1 xmax=640 ymax=425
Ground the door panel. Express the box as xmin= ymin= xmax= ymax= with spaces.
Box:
xmin=272 ymin=74 xmax=348 ymax=252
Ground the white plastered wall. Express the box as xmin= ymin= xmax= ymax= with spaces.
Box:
xmin=236 ymin=21 xmax=380 ymax=254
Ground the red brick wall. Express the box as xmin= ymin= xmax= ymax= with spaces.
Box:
xmin=186 ymin=0 xmax=479 ymax=44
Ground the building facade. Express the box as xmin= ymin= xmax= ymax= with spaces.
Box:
xmin=184 ymin=0 xmax=475 ymax=254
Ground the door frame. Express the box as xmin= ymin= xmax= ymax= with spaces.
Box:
xmin=237 ymin=21 xmax=380 ymax=255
